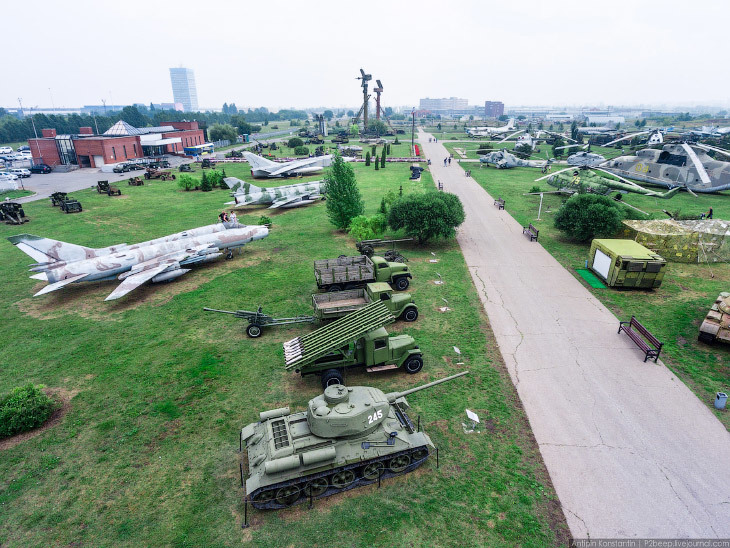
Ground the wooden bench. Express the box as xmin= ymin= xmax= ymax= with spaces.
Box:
xmin=618 ymin=316 xmax=663 ymax=362
xmin=494 ymin=198 xmax=505 ymax=210
xmin=522 ymin=223 xmax=538 ymax=241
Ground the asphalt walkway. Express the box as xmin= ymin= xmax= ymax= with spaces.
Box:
xmin=419 ymin=131 xmax=730 ymax=538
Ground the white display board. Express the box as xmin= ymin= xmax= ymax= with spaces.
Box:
xmin=592 ymin=248 xmax=612 ymax=280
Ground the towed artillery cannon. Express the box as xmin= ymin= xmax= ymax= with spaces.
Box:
xmin=144 ymin=168 xmax=176 ymax=180
xmin=50 ymin=192 xmax=68 ymax=207
xmin=97 ymin=180 xmax=122 ymax=196
xmin=128 ymin=176 xmax=144 ymax=186
xmin=0 ymin=201 xmax=28 ymax=224
xmin=241 ymin=371 xmax=468 ymax=509
xmin=204 ymin=306 xmax=315 ymax=338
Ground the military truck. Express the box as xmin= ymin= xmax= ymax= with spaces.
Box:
xmin=312 ymin=282 xmax=418 ymax=322
xmin=284 ymin=301 xmax=423 ymax=388
xmin=588 ymin=239 xmax=667 ymax=289
xmin=314 ymin=254 xmax=412 ymax=292
xmin=241 ymin=371 xmax=468 ymax=509
xmin=698 ymin=292 xmax=730 ymax=345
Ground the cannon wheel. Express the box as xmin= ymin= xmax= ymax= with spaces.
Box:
xmin=246 ymin=324 xmax=263 ymax=338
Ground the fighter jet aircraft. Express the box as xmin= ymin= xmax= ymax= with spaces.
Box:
xmin=224 ymin=178 xmax=324 ymax=209
xmin=479 ymin=149 xmax=553 ymax=171
xmin=244 ymin=151 xmax=332 ymax=178
xmin=8 ymin=222 xmax=269 ymax=301
xmin=466 ymin=118 xmax=516 ymax=138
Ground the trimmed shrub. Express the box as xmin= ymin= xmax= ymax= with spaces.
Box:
xmin=200 ymin=171 xmax=213 ymax=192
xmin=258 ymin=215 xmax=272 ymax=226
xmin=294 ymin=146 xmax=309 ymax=156
xmin=347 ymin=214 xmax=387 ymax=241
xmin=388 ymin=192 xmax=465 ymax=243
xmin=553 ymin=194 xmax=626 ymax=242
xmin=0 ymin=384 xmax=58 ymax=439
xmin=207 ymin=170 xmax=223 ymax=189
xmin=287 ymin=137 xmax=304 ymax=149
xmin=365 ymin=152 xmax=371 ymax=166
xmin=177 ymin=174 xmax=197 ymax=191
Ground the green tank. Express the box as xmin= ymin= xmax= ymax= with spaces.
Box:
xmin=240 ymin=371 xmax=468 ymax=509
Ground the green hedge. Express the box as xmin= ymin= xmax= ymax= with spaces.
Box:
xmin=0 ymin=384 xmax=58 ymax=439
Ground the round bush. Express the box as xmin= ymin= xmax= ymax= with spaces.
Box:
xmin=294 ymin=146 xmax=309 ymax=156
xmin=287 ymin=137 xmax=304 ymax=149
xmin=553 ymin=194 xmax=626 ymax=242
xmin=0 ymin=384 xmax=58 ymax=439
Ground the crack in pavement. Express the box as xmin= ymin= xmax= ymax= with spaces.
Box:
xmin=564 ymin=506 xmax=590 ymax=539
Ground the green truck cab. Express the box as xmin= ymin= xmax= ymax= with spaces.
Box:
xmin=284 ymin=301 xmax=424 ymax=388
xmin=311 ymin=282 xmax=418 ymax=322
xmin=314 ymin=255 xmax=412 ymax=292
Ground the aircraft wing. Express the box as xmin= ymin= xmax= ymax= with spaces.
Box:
xmin=268 ymin=158 xmax=321 ymax=177
xmin=34 ymin=273 xmax=90 ymax=296
xmin=104 ymin=264 xmax=170 ymax=301
xmin=268 ymin=194 xmax=319 ymax=209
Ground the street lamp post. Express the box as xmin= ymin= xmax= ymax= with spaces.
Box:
xmin=411 ymin=109 xmax=415 ymax=155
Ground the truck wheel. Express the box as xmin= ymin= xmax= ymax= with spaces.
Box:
xmin=403 ymin=355 xmax=423 ymax=374
xmin=402 ymin=308 xmax=418 ymax=322
xmin=328 ymin=285 xmax=342 ymax=292
xmin=394 ymin=277 xmax=410 ymax=291
xmin=246 ymin=324 xmax=263 ymax=338
xmin=321 ymin=369 xmax=344 ymax=388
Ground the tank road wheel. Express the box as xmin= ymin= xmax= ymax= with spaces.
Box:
xmin=303 ymin=477 xmax=329 ymax=497
xmin=411 ymin=448 xmax=429 ymax=463
xmin=362 ymin=461 xmax=385 ymax=481
xmin=321 ymin=369 xmax=344 ymax=389
xmin=331 ymin=469 xmax=356 ymax=489
xmin=402 ymin=307 xmax=418 ymax=322
xmin=246 ymin=324 xmax=263 ymax=338
xmin=275 ymin=485 xmax=301 ymax=507
xmin=403 ymin=355 xmax=424 ymax=374
xmin=389 ymin=454 xmax=411 ymax=473
xmin=394 ymin=277 xmax=410 ymax=291
xmin=252 ymin=489 xmax=275 ymax=505
xmin=327 ymin=285 xmax=342 ymax=292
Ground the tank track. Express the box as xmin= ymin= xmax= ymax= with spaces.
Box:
xmin=246 ymin=444 xmax=431 ymax=510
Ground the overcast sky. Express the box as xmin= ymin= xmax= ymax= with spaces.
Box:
xmin=3 ymin=0 xmax=728 ymax=111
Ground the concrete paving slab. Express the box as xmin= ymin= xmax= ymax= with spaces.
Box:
xmin=420 ymin=130 xmax=730 ymax=538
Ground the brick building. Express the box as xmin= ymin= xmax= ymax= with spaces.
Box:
xmin=28 ymin=120 xmax=206 ymax=168
xmin=484 ymin=101 xmax=504 ymax=119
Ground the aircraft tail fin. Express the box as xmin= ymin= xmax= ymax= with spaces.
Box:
xmin=7 ymin=234 xmax=98 ymax=264
xmin=658 ymin=187 xmax=682 ymax=199
xmin=225 ymin=177 xmax=260 ymax=194
xmin=243 ymin=152 xmax=278 ymax=172
xmin=507 ymin=118 xmax=515 ymax=129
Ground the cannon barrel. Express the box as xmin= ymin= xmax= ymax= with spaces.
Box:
xmin=386 ymin=371 xmax=468 ymax=403
xmin=203 ymin=307 xmax=238 ymax=315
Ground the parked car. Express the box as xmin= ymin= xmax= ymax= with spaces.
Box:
xmin=30 ymin=164 xmax=52 ymax=174
xmin=17 ymin=151 xmax=32 ymax=159
xmin=0 ymin=146 xmax=13 ymax=154
xmin=0 ymin=172 xmax=19 ymax=181
xmin=17 ymin=146 xmax=30 ymax=152
xmin=113 ymin=163 xmax=131 ymax=173
xmin=9 ymin=168 xmax=30 ymax=178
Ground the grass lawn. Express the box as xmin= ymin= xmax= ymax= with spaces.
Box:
xmin=0 ymin=162 xmax=568 ymax=546
xmin=0 ymin=189 xmax=34 ymax=199
xmin=440 ymin=155 xmax=730 ymax=430
xmin=0 ymin=141 xmax=28 ymax=152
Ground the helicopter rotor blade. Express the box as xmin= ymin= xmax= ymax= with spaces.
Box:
xmin=680 ymin=143 xmax=712 ymax=186
xmin=594 ymin=167 xmax=647 ymax=190
xmin=499 ymin=130 xmax=524 ymax=143
xmin=695 ymin=142 xmax=730 ymax=159
xmin=602 ymin=131 xmax=651 ymax=147
xmin=535 ymin=166 xmax=574 ymax=181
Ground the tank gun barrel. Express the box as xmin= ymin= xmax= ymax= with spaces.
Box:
xmin=386 ymin=371 xmax=468 ymax=403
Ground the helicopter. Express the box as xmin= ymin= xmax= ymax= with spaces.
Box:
xmin=536 ymin=166 xmax=680 ymax=199
xmin=480 ymin=149 xmax=553 ymax=171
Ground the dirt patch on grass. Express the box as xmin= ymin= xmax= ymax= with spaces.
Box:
xmin=15 ymin=253 xmax=265 ymax=321
xmin=0 ymin=387 xmax=77 ymax=451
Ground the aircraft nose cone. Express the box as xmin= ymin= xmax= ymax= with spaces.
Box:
xmin=255 ymin=226 xmax=269 ymax=240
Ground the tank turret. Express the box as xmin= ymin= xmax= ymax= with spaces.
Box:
xmin=241 ymin=371 xmax=468 ymax=509
xmin=699 ymin=292 xmax=730 ymax=345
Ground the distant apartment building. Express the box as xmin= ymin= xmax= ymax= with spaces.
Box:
xmin=419 ymin=97 xmax=469 ymax=112
xmin=169 ymin=67 xmax=199 ymax=112
xmin=484 ymin=101 xmax=504 ymax=119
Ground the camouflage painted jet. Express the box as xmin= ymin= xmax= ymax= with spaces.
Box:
xmin=479 ymin=149 xmax=553 ymax=170
xmin=244 ymin=151 xmax=332 ymax=178
xmin=538 ymin=168 xmax=680 ymax=199
xmin=8 ymin=222 xmax=269 ymax=301
xmin=224 ymin=178 xmax=324 ymax=209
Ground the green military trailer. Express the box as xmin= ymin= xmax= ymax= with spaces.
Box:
xmin=312 ymin=282 xmax=418 ymax=322
xmin=588 ymin=239 xmax=667 ymax=289
xmin=314 ymin=254 xmax=412 ymax=292
xmin=284 ymin=301 xmax=423 ymax=389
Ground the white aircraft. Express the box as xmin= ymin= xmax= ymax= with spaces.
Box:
xmin=8 ymin=223 xmax=268 ymax=301
xmin=465 ymin=118 xmax=516 ymax=137
xmin=244 ymin=151 xmax=332 ymax=178
xmin=224 ymin=178 xmax=325 ymax=209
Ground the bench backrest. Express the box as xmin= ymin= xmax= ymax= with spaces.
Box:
xmin=629 ymin=316 xmax=662 ymax=347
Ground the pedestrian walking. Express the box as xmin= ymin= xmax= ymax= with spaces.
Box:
xmin=448 ymin=157 xmax=452 ymax=165
xmin=444 ymin=158 xmax=447 ymax=166
xmin=707 ymin=207 xmax=713 ymax=219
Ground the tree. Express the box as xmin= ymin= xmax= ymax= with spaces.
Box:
xmin=570 ymin=121 xmax=580 ymax=142
xmin=388 ymin=192 xmax=465 ymax=243
xmin=498 ymin=114 xmax=509 ymax=122
xmin=209 ymin=123 xmax=237 ymax=142
xmin=553 ymin=194 xmax=626 ymax=242
xmin=287 ymin=137 xmax=304 ymax=148
xmin=200 ymin=171 xmax=212 ymax=191
xmin=374 ymin=158 xmax=379 ymax=170
xmin=323 ymin=110 xmax=334 ymax=121
xmin=347 ymin=110 xmax=355 ymax=117
xmin=177 ymin=174 xmax=197 ymax=191
xmin=552 ymin=137 xmax=566 ymax=158
xmin=222 ymin=102 xmax=229 ymax=114
xmin=324 ymin=154 xmax=364 ymax=230
xmin=347 ymin=214 xmax=386 ymax=241
xmin=120 ymin=105 xmax=148 ymax=128
xmin=380 ymin=146 xmax=386 ymax=168
xmin=365 ymin=151 xmax=371 ymax=166
xmin=384 ymin=107 xmax=393 ymax=117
